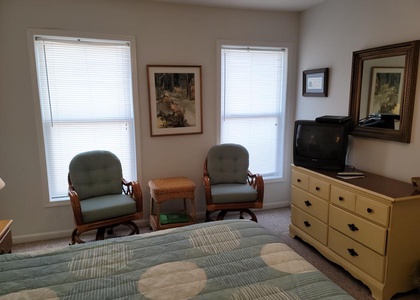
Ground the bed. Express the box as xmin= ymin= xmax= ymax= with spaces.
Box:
xmin=0 ymin=220 xmax=353 ymax=299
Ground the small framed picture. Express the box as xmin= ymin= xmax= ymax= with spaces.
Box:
xmin=147 ymin=65 xmax=203 ymax=136
xmin=303 ymin=68 xmax=329 ymax=97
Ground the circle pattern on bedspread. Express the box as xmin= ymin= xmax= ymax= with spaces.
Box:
xmin=261 ymin=243 xmax=316 ymax=274
xmin=231 ymin=284 xmax=300 ymax=300
xmin=68 ymin=243 xmax=133 ymax=278
xmin=138 ymin=261 xmax=206 ymax=300
xmin=0 ymin=288 xmax=58 ymax=300
xmin=189 ymin=224 xmax=241 ymax=254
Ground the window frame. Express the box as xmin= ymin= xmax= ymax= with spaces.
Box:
xmin=217 ymin=40 xmax=288 ymax=181
xmin=27 ymin=29 xmax=142 ymax=207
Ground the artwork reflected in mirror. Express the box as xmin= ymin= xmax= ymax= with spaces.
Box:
xmin=349 ymin=41 xmax=420 ymax=143
xmin=359 ymin=57 xmax=405 ymax=130
xmin=368 ymin=67 xmax=403 ymax=117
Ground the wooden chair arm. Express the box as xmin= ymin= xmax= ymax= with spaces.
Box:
xmin=203 ymin=175 xmax=213 ymax=205
xmin=203 ymin=157 xmax=213 ymax=205
xmin=247 ymin=171 xmax=264 ymax=203
xmin=123 ymin=179 xmax=143 ymax=213
xmin=203 ymin=158 xmax=209 ymax=176
xmin=68 ymin=187 xmax=83 ymax=226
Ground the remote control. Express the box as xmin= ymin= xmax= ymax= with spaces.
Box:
xmin=337 ymin=172 xmax=364 ymax=176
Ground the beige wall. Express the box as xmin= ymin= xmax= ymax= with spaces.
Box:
xmin=0 ymin=0 xmax=299 ymax=241
xmin=298 ymin=0 xmax=420 ymax=182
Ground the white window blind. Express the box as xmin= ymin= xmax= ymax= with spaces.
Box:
xmin=221 ymin=46 xmax=286 ymax=178
xmin=34 ymin=36 xmax=137 ymax=201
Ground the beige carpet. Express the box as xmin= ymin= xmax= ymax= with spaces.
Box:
xmin=12 ymin=207 xmax=420 ymax=300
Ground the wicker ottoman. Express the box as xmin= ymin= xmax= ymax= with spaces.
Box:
xmin=148 ymin=177 xmax=196 ymax=230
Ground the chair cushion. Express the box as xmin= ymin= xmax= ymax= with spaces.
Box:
xmin=211 ymin=184 xmax=258 ymax=204
xmin=69 ymin=150 xmax=123 ymax=200
xmin=80 ymin=194 xmax=137 ymax=223
xmin=207 ymin=144 xmax=249 ymax=184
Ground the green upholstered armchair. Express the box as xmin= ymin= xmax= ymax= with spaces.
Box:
xmin=203 ymin=144 xmax=264 ymax=222
xmin=68 ymin=150 xmax=143 ymax=244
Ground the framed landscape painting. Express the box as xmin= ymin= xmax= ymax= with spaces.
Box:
xmin=147 ymin=65 xmax=203 ymax=136
xmin=368 ymin=67 xmax=404 ymax=115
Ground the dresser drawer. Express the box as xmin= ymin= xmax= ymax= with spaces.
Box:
xmin=308 ymin=177 xmax=330 ymax=200
xmin=329 ymin=205 xmax=387 ymax=255
xmin=291 ymin=206 xmax=328 ymax=245
xmin=292 ymin=170 xmax=309 ymax=191
xmin=329 ymin=228 xmax=385 ymax=282
xmin=331 ymin=186 xmax=356 ymax=212
xmin=292 ymin=186 xmax=329 ymax=223
xmin=356 ymin=196 xmax=390 ymax=227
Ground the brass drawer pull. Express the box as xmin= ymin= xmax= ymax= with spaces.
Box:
xmin=347 ymin=248 xmax=359 ymax=257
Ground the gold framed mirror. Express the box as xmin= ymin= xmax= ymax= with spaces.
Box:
xmin=348 ymin=41 xmax=420 ymax=143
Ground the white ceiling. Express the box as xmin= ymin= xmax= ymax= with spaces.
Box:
xmin=143 ymin=0 xmax=327 ymax=12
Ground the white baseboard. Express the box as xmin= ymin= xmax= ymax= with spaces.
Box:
xmin=13 ymin=203 xmax=290 ymax=244
xmin=13 ymin=218 xmax=151 ymax=244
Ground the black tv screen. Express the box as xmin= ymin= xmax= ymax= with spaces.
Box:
xmin=293 ymin=120 xmax=349 ymax=171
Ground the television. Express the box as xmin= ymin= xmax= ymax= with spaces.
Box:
xmin=293 ymin=120 xmax=349 ymax=171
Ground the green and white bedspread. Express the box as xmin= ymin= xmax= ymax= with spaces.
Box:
xmin=0 ymin=220 xmax=353 ymax=299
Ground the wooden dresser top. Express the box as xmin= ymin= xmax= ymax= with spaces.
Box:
xmin=0 ymin=220 xmax=13 ymax=237
xmin=295 ymin=166 xmax=419 ymax=200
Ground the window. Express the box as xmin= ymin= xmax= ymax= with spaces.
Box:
xmin=220 ymin=44 xmax=287 ymax=179
xmin=32 ymin=33 xmax=137 ymax=202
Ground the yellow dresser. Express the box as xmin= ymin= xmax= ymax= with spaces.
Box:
xmin=290 ymin=165 xmax=420 ymax=300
